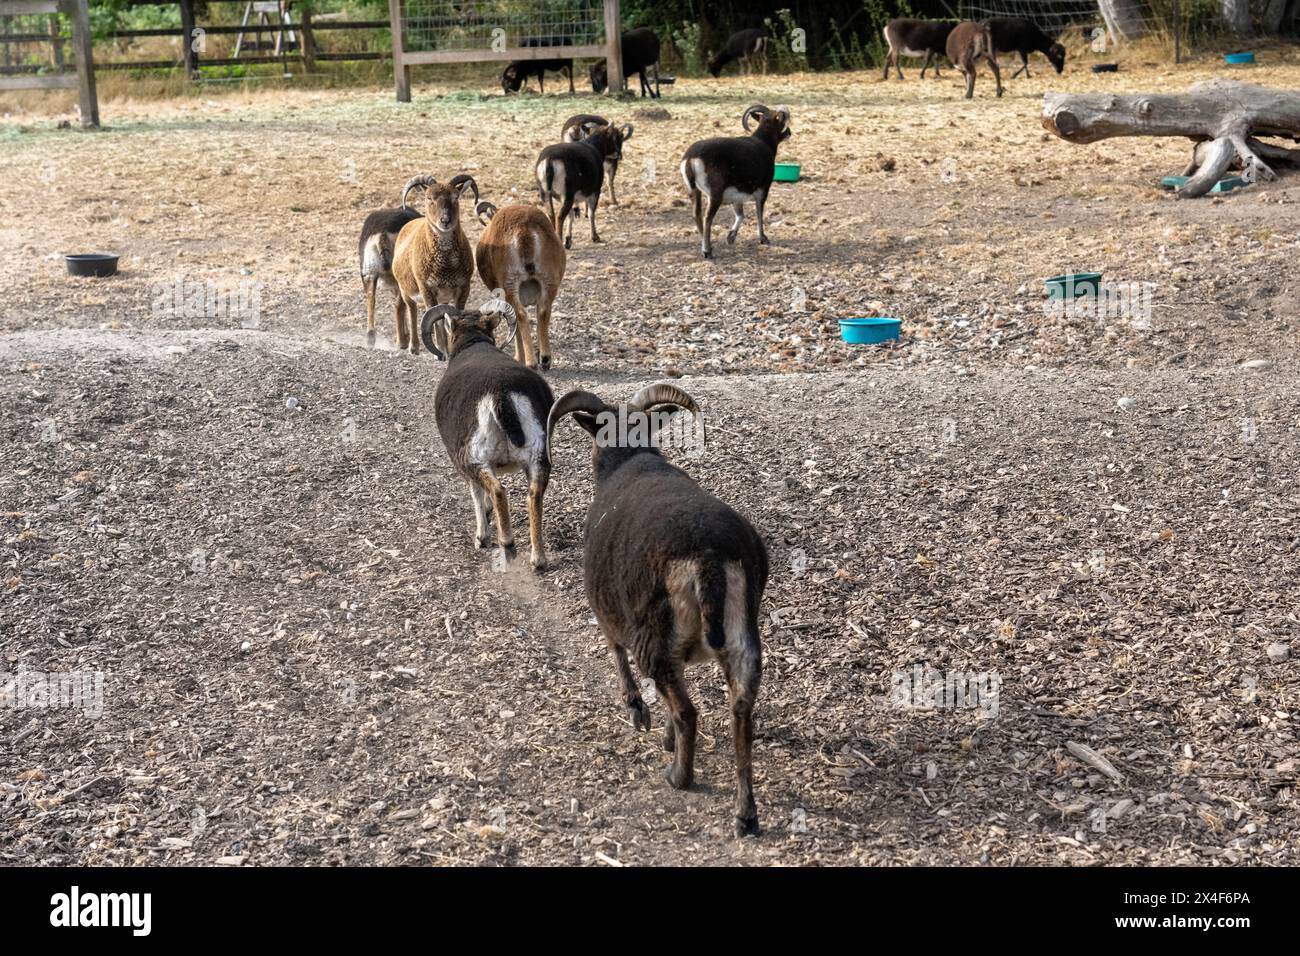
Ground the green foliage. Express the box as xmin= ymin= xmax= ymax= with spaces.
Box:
xmin=671 ymin=20 xmax=705 ymax=75
xmin=826 ymin=0 xmax=913 ymax=71
xmin=763 ymin=8 xmax=809 ymax=73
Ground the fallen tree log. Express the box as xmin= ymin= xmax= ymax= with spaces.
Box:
xmin=1042 ymin=79 xmax=1300 ymax=198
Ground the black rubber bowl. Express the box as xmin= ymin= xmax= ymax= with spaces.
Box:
xmin=65 ymin=253 xmax=119 ymax=277
xmin=1091 ymin=63 xmax=1119 ymax=73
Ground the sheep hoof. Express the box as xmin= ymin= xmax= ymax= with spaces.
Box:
xmin=530 ymin=552 xmax=547 ymax=572
xmin=540 ymin=355 xmax=552 ymax=371
xmin=734 ymin=814 xmax=760 ymax=838
xmin=626 ymin=699 xmax=651 ymax=732
xmin=591 ymin=234 xmax=602 ymax=243
xmin=662 ymin=726 xmax=675 ymax=752
xmin=664 ymin=762 xmax=692 ymax=790
xmin=564 ymin=236 xmax=572 ymax=250
xmin=727 ymin=233 xmax=737 ymax=245
xmin=475 ymin=534 xmax=492 ymax=550
xmin=759 ymin=236 xmax=770 ymax=245
xmin=501 ymin=542 xmax=517 ymax=561
xmin=702 ymin=250 xmax=713 ymax=260
xmin=366 ymin=330 xmax=376 ymax=348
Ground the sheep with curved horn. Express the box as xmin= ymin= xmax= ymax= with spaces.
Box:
xmin=422 ymin=297 xmax=551 ymax=570
xmin=391 ymin=174 xmax=479 ymax=355
xmin=559 ymin=115 xmax=624 ymax=207
xmin=357 ymin=177 xmax=425 ymax=347
xmin=681 ymin=104 xmax=791 ymax=259
xmin=547 ymin=383 xmax=769 ymax=837
xmin=536 ymin=123 xmax=632 ymax=248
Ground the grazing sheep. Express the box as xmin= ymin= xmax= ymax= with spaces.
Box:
xmin=590 ymin=27 xmax=661 ymax=98
xmin=707 ymin=28 xmax=768 ymax=77
xmin=501 ymin=36 xmax=574 ymax=94
xmin=985 ymin=17 xmax=1066 ymax=79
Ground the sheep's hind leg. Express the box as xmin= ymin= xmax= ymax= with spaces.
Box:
xmin=610 ymin=643 xmax=650 ymax=732
xmin=396 ymin=296 xmax=413 ymax=351
xmin=754 ymin=190 xmax=771 ymax=245
xmin=701 ymin=193 xmax=723 ymax=259
xmin=655 ymin=668 xmax=697 ymax=789
xmin=727 ymin=203 xmax=744 ymax=244
xmin=588 ymin=195 xmax=601 ymax=243
xmin=364 ymin=277 xmax=377 ymax=347
xmin=506 ymin=289 xmax=536 ymax=369
xmin=537 ymin=292 xmax=555 ymax=371
xmin=559 ymin=198 xmax=576 ymax=250
xmin=476 ymin=470 xmax=515 ymax=562
xmin=526 ymin=462 xmax=548 ymax=571
xmin=469 ymin=481 xmax=492 ymax=549
xmin=722 ymin=651 xmax=761 ymax=837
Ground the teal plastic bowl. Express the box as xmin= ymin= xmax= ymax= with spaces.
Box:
xmin=1160 ymin=174 xmax=1248 ymax=194
xmin=840 ymin=317 xmax=900 ymax=344
xmin=1045 ymin=272 xmax=1102 ymax=300
xmin=773 ymin=163 xmax=801 ymax=182
xmin=1225 ymin=52 xmax=1255 ymax=65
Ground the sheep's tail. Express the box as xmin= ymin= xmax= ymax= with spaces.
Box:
xmin=494 ymin=393 xmax=528 ymax=449
xmin=693 ymin=559 xmax=730 ymax=651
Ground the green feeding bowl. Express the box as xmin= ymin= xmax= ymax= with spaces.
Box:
xmin=773 ymin=163 xmax=801 ymax=182
xmin=1225 ymin=52 xmax=1255 ymax=65
xmin=1160 ymin=174 xmax=1248 ymax=194
xmin=1045 ymin=272 xmax=1102 ymax=300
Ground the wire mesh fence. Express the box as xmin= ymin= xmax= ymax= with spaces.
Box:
xmin=957 ymin=0 xmax=1297 ymax=50
xmin=399 ymin=0 xmax=605 ymax=54
xmin=0 ymin=10 xmax=65 ymax=74
xmin=958 ymin=0 xmax=1176 ymax=44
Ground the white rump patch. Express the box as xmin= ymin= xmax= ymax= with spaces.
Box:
xmin=362 ymin=233 xmax=392 ymax=280
xmin=466 ymin=392 xmax=546 ymax=474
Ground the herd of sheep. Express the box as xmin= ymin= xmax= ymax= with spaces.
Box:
xmin=352 ymin=16 xmax=1068 ymax=838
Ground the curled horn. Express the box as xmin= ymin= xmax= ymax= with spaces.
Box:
xmin=582 ymin=117 xmax=608 ymax=134
xmin=619 ymin=123 xmax=634 ymax=141
xmin=401 ymin=175 xmax=436 ymax=209
xmin=475 ymin=200 xmax=498 ymax=226
xmin=627 ymin=382 xmax=706 ymax=449
xmin=448 ymin=174 xmax=479 ymax=204
xmin=741 ymin=104 xmax=770 ymax=132
xmin=420 ymin=304 xmax=458 ymax=360
xmin=479 ymin=291 xmax=516 ymax=346
xmin=546 ymin=390 xmax=608 ymax=465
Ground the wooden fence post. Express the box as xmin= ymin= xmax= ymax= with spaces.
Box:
xmin=387 ymin=0 xmax=409 ymax=101
xmin=1173 ymin=0 xmax=1182 ymax=65
xmin=299 ymin=5 xmax=315 ymax=73
xmin=49 ymin=12 xmax=63 ymax=68
xmin=66 ymin=0 xmax=97 ymax=126
xmin=179 ymin=0 xmax=199 ymax=77
xmin=602 ymin=0 xmax=623 ymax=96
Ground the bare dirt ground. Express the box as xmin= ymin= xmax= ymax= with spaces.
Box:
xmin=1 ymin=51 xmax=1298 ymax=865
